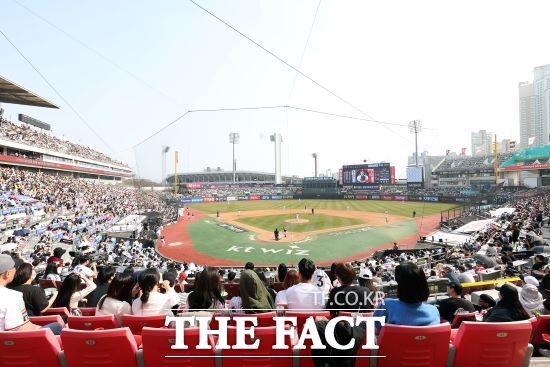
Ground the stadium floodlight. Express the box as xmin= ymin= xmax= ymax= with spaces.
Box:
xmin=312 ymin=153 xmax=319 ymax=177
xmin=161 ymin=146 xmax=170 ymax=186
xmin=229 ymin=132 xmax=240 ymax=183
xmin=409 ymin=120 xmax=422 ymax=167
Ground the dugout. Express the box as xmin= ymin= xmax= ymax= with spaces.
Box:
xmin=302 ymin=177 xmax=338 ymax=195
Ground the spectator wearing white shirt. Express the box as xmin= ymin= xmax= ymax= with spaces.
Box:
xmin=53 ymin=273 xmax=97 ymax=312
xmin=73 ymin=255 xmax=97 ymax=279
xmin=132 ymin=268 xmax=179 ymax=316
xmin=96 ymin=272 xmax=136 ymax=326
xmin=285 ymin=258 xmax=325 ymax=310
xmin=43 ymin=262 xmax=61 ymax=282
xmin=275 ymin=269 xmax=299 ymax=305
xmin=0 ymin=254 xmax=62 ymax=334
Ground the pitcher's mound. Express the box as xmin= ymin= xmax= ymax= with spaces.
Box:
xmin=285 ymin=218 xmax=309 ymax=224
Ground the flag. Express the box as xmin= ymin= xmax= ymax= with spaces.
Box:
xmin=528 ymin=137 xmax=536 ymax=146
xmin=460 ymin=148 xmax=466 ymax=156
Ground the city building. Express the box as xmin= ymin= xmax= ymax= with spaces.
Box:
xmin=407 ymin=151 xmax=446 ymax=188
xmin=471 ymin=130 xmax=493 ymax=156
xmin=519 ymin=64 xmax=550 ymax=149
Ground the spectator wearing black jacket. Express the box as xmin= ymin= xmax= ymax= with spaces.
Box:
xmin=86 ymin=266 xmax=116 ymax=307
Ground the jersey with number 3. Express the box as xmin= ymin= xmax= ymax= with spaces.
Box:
xmin=313 ymin=268 xmax=332 ymax=294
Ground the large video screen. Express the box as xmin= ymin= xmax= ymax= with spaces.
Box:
xmin=342 ymin=163 xmax=391 ymax=187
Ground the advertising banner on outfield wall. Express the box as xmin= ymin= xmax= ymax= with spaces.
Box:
xmin=355 ymin=195 xmax=369 ymax=200
xmin=203 ymin=197 xmax=215 ymax=202
xmin=249 ymin=195 xmax=260 ymax=200
xmin=394 ymin=195 xmax=407 ymax=201
xmin=226 ymin=196 xmax=238 ymax=201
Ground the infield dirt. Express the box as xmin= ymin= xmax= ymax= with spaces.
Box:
xmin=210 ymin=209 xmax=407 ymax=243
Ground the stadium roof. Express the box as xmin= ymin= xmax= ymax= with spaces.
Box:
xmin=0 ymin=75 xmax=59 ymax=109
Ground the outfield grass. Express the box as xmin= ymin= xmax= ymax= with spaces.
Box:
xmin=188 ymin=199 xmax=457 ymax=217
xmin=234 ymin=213 xmax=363 ymax=233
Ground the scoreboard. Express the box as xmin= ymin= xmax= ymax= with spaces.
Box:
xmin=342 ymin=163 xmax=393 ymax=189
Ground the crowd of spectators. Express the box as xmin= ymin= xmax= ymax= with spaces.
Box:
xmin=0 ymin=117 xmax=129 ymax=168
xmin=179 ymin=185 xmax=301 ymax=198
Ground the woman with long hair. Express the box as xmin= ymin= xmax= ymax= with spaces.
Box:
xmin=52 ymin=273 xmax=96 ymax=314
xmin=131 ymin=268 xmax=179 ymax=316
xmin=373 ymin=262 xmax=439 ymax=327
xmin=43 ymin=262 xmax=61 ymax=282
xmin=8 ymin=263 xmax=58 ymax=316
xmin=484 ymin=283 xmax=530 ymax=322
xmin=96 ymin=272 xmax=136 ymax=325
xmin=187 ymin=267 xmax=224 ymax=311
xmin=275 ymin=269 xmax=300 ymax=305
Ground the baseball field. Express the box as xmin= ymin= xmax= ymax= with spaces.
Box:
xmin=157 ymin=199 xmax=457 ymax=266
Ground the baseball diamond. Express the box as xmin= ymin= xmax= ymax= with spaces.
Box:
xmin=157 ymin=199 xmax=457 ymax=266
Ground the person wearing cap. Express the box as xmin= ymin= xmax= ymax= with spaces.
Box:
xmin=437 ymin=282 xmax=476 ymax=323
xmin=47 ymin=247 xmax=65 ymax=268
xmin=476 ymin=294 xmax=497 ymax=311
xmin=0 ymin=254 xmax=62 ymax=334
xmin=519 ymin=284 xmax=545 ymax=317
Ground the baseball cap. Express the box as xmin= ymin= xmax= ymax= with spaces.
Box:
xmin=53 ymin=247 xmax=66 ymax=258
xmin=358 ymin=268 xmax=373 ymax=280
xmin=522 ymin=275 xmax=539 ymax=288
xmin=447 ymin=282 xmax=463 ymax=294
xmin=0 ymin=254 xmax=15 ymax=274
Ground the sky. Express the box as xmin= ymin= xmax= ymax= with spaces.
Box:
xmin=1 ymin=0 xmax=550 ymax=180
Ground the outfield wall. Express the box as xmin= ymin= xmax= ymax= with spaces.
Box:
xmin=176 ymin=193 xmax=487 ymax=205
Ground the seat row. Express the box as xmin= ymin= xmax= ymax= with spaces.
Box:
xmin=0 ymin=318 xmax=542 ymax=367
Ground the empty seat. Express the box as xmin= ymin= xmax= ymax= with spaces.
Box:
xmin=29 ymin=315 xmax=66 ymax=328
xmin=79 ymin=308 xmax=97 ymax=316
xmin=39 ymin=279 xmax=58 ymax=289
xmin=60 ymin=327 xmax=138 ymax=367
xmin=141 ymin=327 xmax=216 ymax=367
xmin=221 ymin=326 xmax=293 ymax=367
xmin=285 ymin=311 xmax=331 ymax=333
xmin=451 ymin=312 xmax=477 ymax=329
xmin=231 ymin=312 xmax=277 ymax=327
xmin=452 ymin=321 xmax=533 ymax=367
xmin=122 ymin=315 xmax=167 ymax=335
xmin=372 ymin=323 xmax=451 ymax=367
xmin=0 ymin=328 xmax=62 ymax=367
xmin=67 ymin=315 xmax=117 ymax=330
xmin=42 ymin=307 xmax=70 ymax=317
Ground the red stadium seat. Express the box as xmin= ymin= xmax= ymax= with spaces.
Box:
xmin=67 ymin=315 xmax=118 ymax=330
xmin=0 ymin=329 xmax=62 ymax=367
xmin=531 ymin=315 xmax=550 ymax=346
xmin=372 ymin=323 xmax=451 ymax=367
xmin=42 ymin=307 xmax=70 ymax=317
xmin=39 ymin=279 xmax=58 ymax=289
xmin=451 ymin=312 xmax=477 ymax=329
xmin=60 ymin=328 xmax=138 ymax=367
xmin=29 ymin=315 xmax=66 ymax=328
xmin=231 ymin=312 xmax=277 ymax=327
xmin=79 ymin=308 xmax=97 ymax=316
xmin=122 ymin=315 xmax=167 ymax=335
xmin=221 ymin=326 xmax=293 ymax=367
xmin=285 ymin=311 xmax=331 ymax=333
xmin=141 ymin=327 xmax=216 ymax=367
xmin=452 ymin=321 xmax=533 ymax=367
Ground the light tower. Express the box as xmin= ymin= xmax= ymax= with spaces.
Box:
xmin=229 ymin=132 xmax=240 ymax=183
xmin=270 ymin=133 xmax=283 ymax=184
xmin=312 ymin=153 xmax=319 ymax=177
xmin=409 ymin=120 xmax=422 ymax=166
xmin=161 ymin=145 xmax=170 ymax=186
